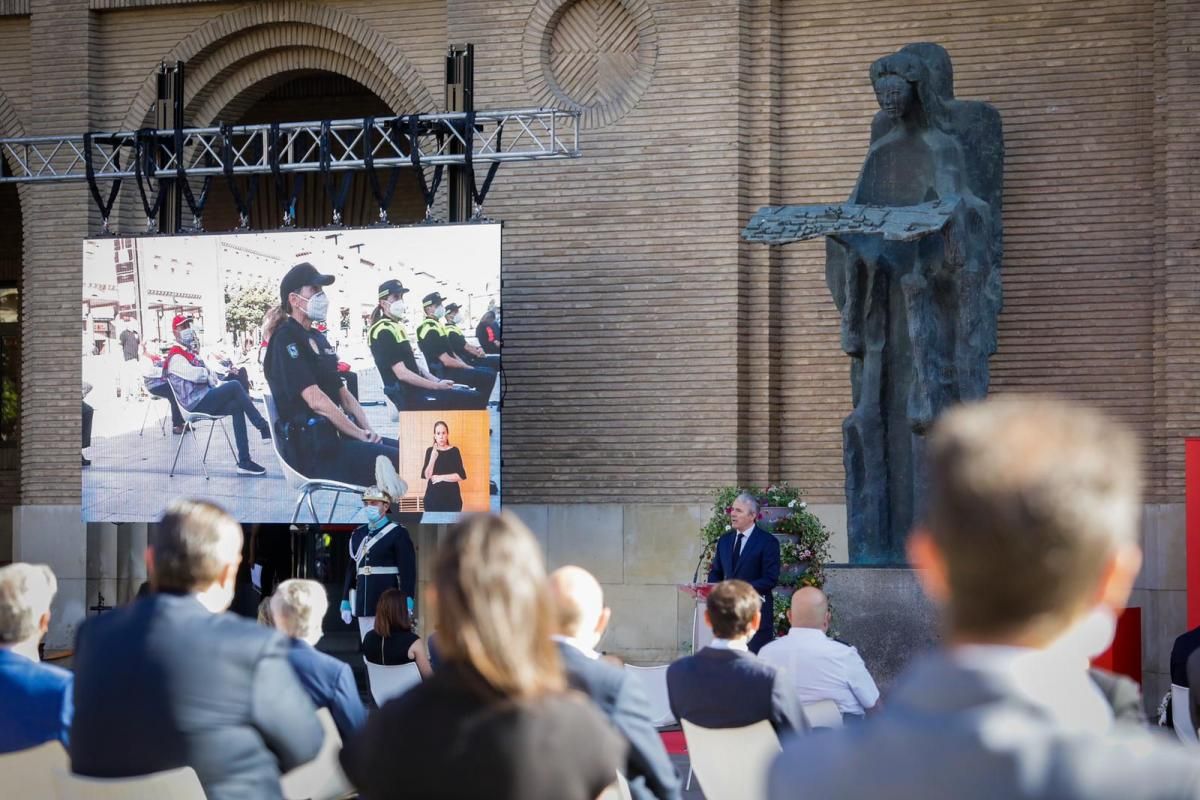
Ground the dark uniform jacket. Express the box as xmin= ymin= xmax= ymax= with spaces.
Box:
xmin=368 ymin=316 xmax=420 ymax=387
xmin=342 ymin=520 xmax=416 ymax=617
xmin=416 ymin=317 xmax=450 ymax=374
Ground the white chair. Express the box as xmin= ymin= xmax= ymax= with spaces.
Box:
xmin=281 ymin=708 xmax=354 ymax=800
xmin=597 ymin=771 xmax=634 ymax=800
xmin=166 ymin=378 xmax=237 ymax=479
xmin=624 ymin=664 xmax=675 ymax=727
xmin=54 ymin=765 xmax=206 ymax=799
xmin=262 ymin=391 xmax=366 ymax=524
xmin=681 ymin=719 xmax=780 ymax=800
xmin=139 ymin=391 xmax=169 ymax=437
xmin=363 ymin=658 xmax=423 ymax=706
xmin=802 ymin=699 xmax=844 ymax=729
xmin=0 ymin=740 xmax=67 ymax=799
xmin=1172 ymin=683 xmax=1198 ymax=743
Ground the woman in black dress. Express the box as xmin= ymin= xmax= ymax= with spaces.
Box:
xmin=361 ymin=589 xmax=432 ymax=677
xmin=422 ymin=420 xmax=466 ymax=512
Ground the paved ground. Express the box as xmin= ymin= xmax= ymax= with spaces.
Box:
xmin=82 ymin=352 xmax=500 ymax=523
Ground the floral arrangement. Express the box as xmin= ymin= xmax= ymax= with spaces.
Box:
xmin=700 ymin=483 xmax=833 ymax=636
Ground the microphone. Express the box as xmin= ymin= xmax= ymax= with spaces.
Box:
xmin=692 ymin=545 xmax=709 ymax=584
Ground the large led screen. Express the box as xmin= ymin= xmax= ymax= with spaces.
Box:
xmin=82 ymin=224 xmax=501 ymax=524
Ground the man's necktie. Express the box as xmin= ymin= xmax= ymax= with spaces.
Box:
xmin=731 ymin=533 xmax=744 ymax=573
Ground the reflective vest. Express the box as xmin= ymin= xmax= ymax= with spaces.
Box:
xmin=417 ymin=317 xmax=444 ymax=342
xmin=369 ymin=316 xmax=408 ymax=344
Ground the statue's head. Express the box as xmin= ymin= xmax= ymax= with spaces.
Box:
xmin=870 ymin=49 xmax=947 ymax=128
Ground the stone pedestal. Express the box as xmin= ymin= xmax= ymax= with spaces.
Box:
xmin=823 ymin=565 xmax=940 ymax=691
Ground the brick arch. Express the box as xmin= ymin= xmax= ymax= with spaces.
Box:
xmin=189 ymin=47 xmax=412 ymax=127
xmin=115 ymin=0 xmax=435 ymax=133
xmin=184 ymin=23 xmax=418 ymax=124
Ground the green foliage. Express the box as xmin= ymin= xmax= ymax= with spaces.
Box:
xmin=699 ymin=482 xmax=833 ymax=590
xmin=224 ymin=282 xmax=276 ymax=344
xmin=773 ymin=590 xmax=791 ymax=637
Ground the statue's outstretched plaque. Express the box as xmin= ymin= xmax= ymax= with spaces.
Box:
xmin=743 ymin=43 xmax=1003 ymax=563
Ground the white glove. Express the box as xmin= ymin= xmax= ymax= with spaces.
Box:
xmin=341 ymin=608 xmax=353 ymax=625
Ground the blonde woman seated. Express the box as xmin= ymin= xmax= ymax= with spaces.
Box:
xmin=361 ymin=589 xmax=432 ymax=678
xmin=340 ymin=512 xmax=625 ymax=800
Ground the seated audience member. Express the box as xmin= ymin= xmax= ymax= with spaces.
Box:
xmin=769 ymin=396 xmax=1200 ymax=800
xmin=666 ymin=579 xmax=806 ymax=737
xmin=549 ymin=566 xmax=681 ymax=800
xmin=758 ymin=587 xmax=879 ymax=720
xmin=257 ymin=595 xmax=274 ymax=627
xmin=1088 ymin=667 xmax=1147 ymax=726
xmin=71 ymin=499 xmax=323 ymax=800
xmin=271 ymin=579 xmax=367 ymax=741
xmin=0 ymin=563 xmax=72 ymax=754
xmin=340 ymin=512 xmax=625 ymax=800
xmin=361 ymin=588 xmax=433 ymax=678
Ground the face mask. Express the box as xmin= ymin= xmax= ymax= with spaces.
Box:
xmin=301 ymin=291 xmax=329 ymax=323
xmin=388 ymin=301 xmax=407 ymax=321
xmin=364 ymin=506 xmax=383 ymax=523
xmin=434 ymin=305 xmax=445 ymax=319
xmin=178 ymin=328 xmax=197 ymax=348
xmin=1049 ymin=605 xmax=1118 ymax=663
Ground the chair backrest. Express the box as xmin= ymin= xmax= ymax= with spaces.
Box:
xmin=1172 ymin=683 xmax=1198 ymax=743
xmin=262 ymin=392 xmax=307 ymax=488
xmin=0 ymin=740 xmax=67 ymax=799
xmin=54 ymin=765 xmax=207 ymax=799
xmin=801 ymin=699 xmax=844 ymax=729
xmin=624 ymin=664 xmax=675 ymax=727
xmin=363 ymin=659 xmax=423 ymax=706
xmin=681 ymin=719 xmax=780 ymax=800
xmin=281 ymin=708 xmax=354 ymax=800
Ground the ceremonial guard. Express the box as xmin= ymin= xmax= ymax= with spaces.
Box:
xmin=340 ymin=484 xmax=416 ymax=639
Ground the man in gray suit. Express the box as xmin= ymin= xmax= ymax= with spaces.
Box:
xmin=769 ymin=396 xmax=1200 ymax=800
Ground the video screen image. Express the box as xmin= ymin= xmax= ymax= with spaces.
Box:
xmin=81 ymin=223 xmax=501 ymax=524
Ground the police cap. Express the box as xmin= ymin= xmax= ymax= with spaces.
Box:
xmin=444 ymin=302 xmax=461 ymax=314
xmin=362 ymin=485 xmax=392 ymax=504
xmin=378 ymin=279 xmax=410 ymax=299
xmin=280 ymin=262 xmax=335 ymax=305
xmin=421 ymin=291 xmax=445 ymax=308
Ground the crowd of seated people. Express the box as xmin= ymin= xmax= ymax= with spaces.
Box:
xmin=7 ymin=396 xmax=1200 ymax=799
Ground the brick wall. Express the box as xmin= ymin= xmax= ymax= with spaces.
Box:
xmin=0 ymin=0 xmax=1194 ymax=509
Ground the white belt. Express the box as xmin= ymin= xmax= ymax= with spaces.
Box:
xmin=358 ymin=566 xmax=400 ymax=577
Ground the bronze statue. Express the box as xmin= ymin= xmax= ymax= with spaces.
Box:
xmin=743 ymin=44 xmax=1003 ymax=563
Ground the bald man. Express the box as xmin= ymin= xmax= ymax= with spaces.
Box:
xmin=757 ymin=587 xmax=879 ymax=720
xmin=549 ymin=566 xmax=681 ymax=800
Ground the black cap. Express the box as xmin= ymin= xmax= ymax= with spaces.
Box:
xmin=378 ymin=279 xmax=410 ymax=299
xmin=445 ymin=302 xmax=461 ymax=314
xmin=422 ymin=292 xmax=445 ymax=307
xmin=280 ymin=262 xmax=335 ymax=305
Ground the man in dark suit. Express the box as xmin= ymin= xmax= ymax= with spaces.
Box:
xmin=271 ymin=578 xmax=366 ymax=741
xmin=667 ymin=579 xmax=805 ymax=737
xmin=548 ymin=566 xmax=681 ymax=800
xmin=707 ymin=492 xmax=780 ymax=653
xmin=0 ymin=563 xmax=72 ymax=754
xmin=1170 ymin=625 xmax=1200 ymax=687
xmin=769 ymin=397 xmax=1200 ymax=800
xmin=71 ymin=499 xmax=323 ymax=800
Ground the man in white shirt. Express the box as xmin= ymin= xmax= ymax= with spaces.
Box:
xmin=759 ymin=587 xmax=879 ymax=719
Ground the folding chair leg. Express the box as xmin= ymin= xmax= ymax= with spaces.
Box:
xmin=328 ymin=491 xmax=340 ymax=523
xmin=306 ymin=490 xmax=321 ymax=524
xmin=193 ymin=425 xmax=210 ymax=480
xmin=686 ymin=766 xmax=693 ymax=791
xmin=201 ymin=421 xmax=217 ymax=464
xmin=168 ymin=425 xmax=188 ymax=477
xmin=139 ymin=401 xmax=152 ymax=437
xmin=218 ymin=419 xmax=237 ymax=461
xmin=291 ymin=490 xmax=309 ymax=525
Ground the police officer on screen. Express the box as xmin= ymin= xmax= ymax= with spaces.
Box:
xmin=416 ymin=292 xmax=496 ymax=399
xmin=443 ymin=302 xmax=500 ymax=374
xmin=263 ymin=262 xmax=399 ymax=487
xmin=339 ymin=483 xmax=416 ymax=638
xmin=368 ymin=279 xmax=483 ymax=411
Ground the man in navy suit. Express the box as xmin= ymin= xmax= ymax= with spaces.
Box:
xmin=707 ymin=492 xmax=780 ymax=653
xmin=71 ymin=499 xmax=323 ymax=800
xmin=549 ymin=566 xmax=681 ymax=800
xmin=0 ymin=563 xmax=72 ymax=754
xmin=667 ymin=580 xmax=805 ymax=737
xmin=271 ymin=579 xmax=366 ymax=741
